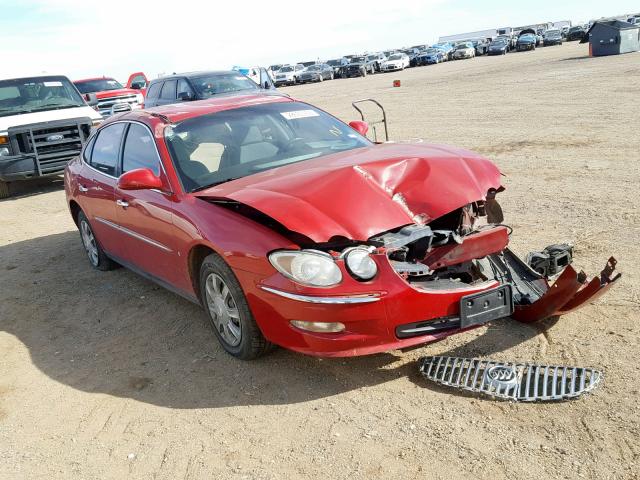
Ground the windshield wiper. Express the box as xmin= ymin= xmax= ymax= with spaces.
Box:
xmin=191 ymin=178 xmax=240 ymax=192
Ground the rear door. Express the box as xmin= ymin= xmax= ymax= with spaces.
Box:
xmin=79 ymin=122 xmax=129 ymax=260
xmin=114 ymin=122 xmax=182 ymax=287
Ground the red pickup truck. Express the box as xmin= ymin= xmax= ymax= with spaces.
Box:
xmin=74 ymin=72 xmax=148 ymax=118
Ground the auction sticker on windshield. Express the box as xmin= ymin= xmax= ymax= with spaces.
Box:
xmin=280 ymin=110 xmax=320 ymax=120
xmin=43 ymin=81 xmax=63 ymax=87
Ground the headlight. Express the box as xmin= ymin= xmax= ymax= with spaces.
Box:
xmin=0 ymin=147 xmax=10 ymax=156
xmin=343 ymin=247 xmax=378 ymax=281
xmin=92 ymin=119 xmax=103 ymax=127
xmin=269 ymin=250 xmax=342 ymax=287
xmin=135 ymin=93 xmax=144 ymax=104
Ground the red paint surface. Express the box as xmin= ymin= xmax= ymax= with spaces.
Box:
xmin=64 ymin=94 xmax=617 ymax=357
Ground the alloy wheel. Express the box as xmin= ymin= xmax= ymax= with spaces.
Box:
xmin=205 ymin=273 xmax=242 ymax=347
xmin=80 ymin=220 xmax=99 ymax=266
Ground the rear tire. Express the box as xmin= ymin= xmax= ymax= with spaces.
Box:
xmin=0 ymin=181 xmax=9 ymax=199
xmin=77 ymin=211 xmax=116 ymax=271
xmin=199 ymin=253 xmax=272 ymax=360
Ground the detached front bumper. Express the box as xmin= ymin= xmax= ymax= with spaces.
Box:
xmin=236 ymin=236 xmax=620 ymax=358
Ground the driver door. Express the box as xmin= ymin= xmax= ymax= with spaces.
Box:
xmin=114 ymin=122 xmax=182 ymax=288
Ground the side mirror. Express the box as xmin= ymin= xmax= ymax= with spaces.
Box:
xmin=117 ymin=168 xmax=163 ymax=191
xmin=178 ymin=91 xmax=194 ymax=101
xmin=86 ymin=93 xmax=99 ymax=107
xmin=348 ymin=120 xmax=369 ymax=136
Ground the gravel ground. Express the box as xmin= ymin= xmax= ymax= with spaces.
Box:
xmin=1 ymin=42 xmax=639 ymax=479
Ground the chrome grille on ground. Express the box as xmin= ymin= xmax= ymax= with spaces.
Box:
xmin=10 ymin=118 xmax=91 ymax=175
xmin=419 ymin=356 xmax=602 ymax=402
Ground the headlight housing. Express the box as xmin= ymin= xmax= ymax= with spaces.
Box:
xmin=0 ymin=135 xmax=11 ymax=156
xmin=343 ymin=247 xmax=378 ymax=281
xmin=269 ymin=250 xmax=342 ymax=287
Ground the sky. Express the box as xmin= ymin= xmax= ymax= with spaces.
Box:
xmin=1 ymin=0 xmax=637 ymax=81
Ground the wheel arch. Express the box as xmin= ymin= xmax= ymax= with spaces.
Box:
xmin=69 ymin=200 xmax=81 ymax=226
xmin=187 ymin=243 xmax=221 ymax=301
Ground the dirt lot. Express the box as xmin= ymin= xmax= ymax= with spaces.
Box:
xmin=1 ymin=42 xmax=639 ymax=479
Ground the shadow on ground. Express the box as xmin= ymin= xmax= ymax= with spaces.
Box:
xmin=0 ymin=231 xmax=542 ymax=408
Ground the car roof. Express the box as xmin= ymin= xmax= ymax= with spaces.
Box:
xmin=114 ymin=93 xmax=295 ymax=125
xmin=148 ymin=71 xmax=240 ymax=83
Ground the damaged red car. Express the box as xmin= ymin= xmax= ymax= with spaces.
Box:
xmin=64 ymin=93 xmax=620 ymax=359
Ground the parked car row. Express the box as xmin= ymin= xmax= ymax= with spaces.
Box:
xmin=267 ymin=26 xmax=579 ymax=88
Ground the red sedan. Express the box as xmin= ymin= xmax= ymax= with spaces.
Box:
xmin=64 ymin=93 xmax=620 ymax=359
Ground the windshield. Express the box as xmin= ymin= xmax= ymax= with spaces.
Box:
xmin=545 ymin=30 xmax=561 ymax=37
xmin=351 ymin=57 xmax=366 ymax=63
xmin=165 ymin=101 xmax=372 ymax=192
xmin=520 ymin=34 xmax=535 ymax=40
xmin=74 ymin=78 xmax=123 ymax=94
xmin=0 ymin=76 xmax=85 ymax=118
xmin=327 ymin=59 xmax=342 ymax=66
xmin=491 ymin=39 xmax=507 ymax=46
xmin=457 ymin=42 xmax=473 ymax=49
xmin=279 ymin=66 xmax=293 ymax=72
xmin=305 ymin=65 xmax=321 ymax=71
xmin=190 ymin=73 xmax=258 ymax=98
xmin=388 ymin=54 xmax=403 ymax=60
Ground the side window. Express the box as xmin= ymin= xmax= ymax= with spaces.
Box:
xmin=82 ymin=135 xmax=97 ymax=163
xmin=90 ymin=123 xmax=126 ymax=176
xmin=160 ymin=80 xmax=177 ymax=100
xmin=122 ymin=124 xmax=161 ymax=176
xmin=146 ymin=82 xmax=161 ymax=100
xmin=177 ymin=79 xmax=194 ymax=98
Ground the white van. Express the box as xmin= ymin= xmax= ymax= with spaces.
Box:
xmin=0 ymin=74 xmax=103 ymax=198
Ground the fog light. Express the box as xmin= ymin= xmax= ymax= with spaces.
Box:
xmin=290 ymin=320 xmax=345 ymax=333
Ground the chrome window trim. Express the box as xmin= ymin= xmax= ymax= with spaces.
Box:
xmin=258 ymin=285 xmax=382 ymax=304
xmin=94 ymin=216 xmax=172 ymax=253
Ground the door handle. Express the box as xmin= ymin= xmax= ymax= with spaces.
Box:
xmin=116 ymin=199 xmax=129 ymax=208
xmin=79 ymin=185 xmax=89 ymax=192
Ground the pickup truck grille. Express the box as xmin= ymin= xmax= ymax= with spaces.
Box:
xmin=96 ymin=94 xmax=139 ymax=117
xmin=10 ymin=118 xmax=92 ymax=175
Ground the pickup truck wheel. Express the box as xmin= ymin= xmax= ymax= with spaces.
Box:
xmin=0 ymin=181 xmax=10 ymax=199
xmin=200 ymin=253 xmax=272 ymax=360
xmin=77 ymin=211 xmax=116 ymax=271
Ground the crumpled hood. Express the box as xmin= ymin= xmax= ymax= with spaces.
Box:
xmin=194 ymin=142 xmax=503 ymax=243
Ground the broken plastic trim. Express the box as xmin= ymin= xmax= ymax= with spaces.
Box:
xmin=419 ymin=356 xmax=602 ymax=402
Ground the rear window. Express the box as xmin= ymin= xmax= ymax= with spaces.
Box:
xmin=146 ymin=82 xmax=161 ymax=100
xmin=160 ymin=80 xmax=177 ymax=100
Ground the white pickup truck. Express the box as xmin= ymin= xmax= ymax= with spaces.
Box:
xmin=0 ymin=74 xmax=102 ymax=198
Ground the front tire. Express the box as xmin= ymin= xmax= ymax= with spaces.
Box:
xmin=77 ymin=211 xmax=116 ymax=271
xmin=199 ymin=253 xmax=272 ymax=360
